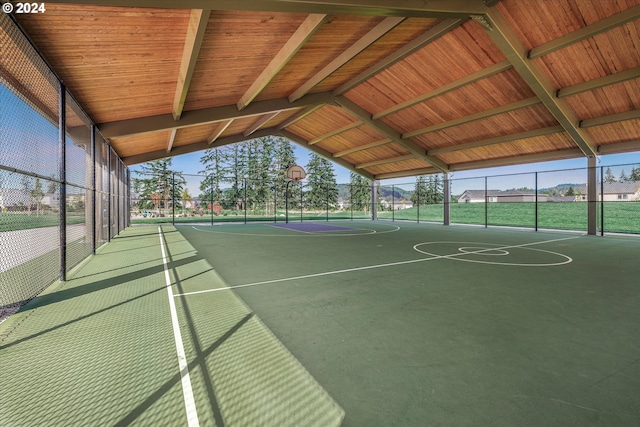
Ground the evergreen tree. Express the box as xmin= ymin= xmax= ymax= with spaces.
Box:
xmin=565 ymin=186 xmax=575 ymax=196
xmin=274 ymin=138 xmax=299 ymax=209
xmin=619 ymin=169 xmax=628 ymax=183
xmin=411 ymin=176 xmax=429 ymax=206
xmin=349 ymin=172 xmax=371 ymax=212
xmin=629 ymin=166 xmax=640 ymax=182
xmin=31 ymin=177 xmax=45 ymax=216
xmin=604 ymin=167 xmax=617 ymax=184
xmin=199 ymin=147 xmax=229 ymax=210
xmin=225 ymin=143 xmax=247 ymax=211
xmin=305 ymin=154 xmax=339 ymax=210
xmin=132 ymin=158 xmax=183 ymax=216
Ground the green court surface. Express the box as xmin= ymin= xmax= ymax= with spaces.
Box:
xmin=2 ymin=221 xmax=640 ymax=426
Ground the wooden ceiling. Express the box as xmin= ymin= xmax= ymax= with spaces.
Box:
xmin=10 ymin=0 xmax=640 ymax=179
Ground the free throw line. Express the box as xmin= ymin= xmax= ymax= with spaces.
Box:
xmin=174 ymin=236 xmax=578 ymax=297
xmin=158 ymin=226 xmax=199 ymax=427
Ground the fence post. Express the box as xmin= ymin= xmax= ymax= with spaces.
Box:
xmin=484 ymin=176 xmax=488 ymax=228
xmin=244 ymin=178 xmax=247 ymax=224
xmin=171 ymin=172 xmax=175 ymax=225
xmin=587 ymin=157 xmax=597 ymax=235
xmin=59 ymin=83 xmax=67 ymax=281
xmin=417 ymin=183 xmax=420 ymax=223
xmin=535 ymin=172 xmax=538 ymax=231
xmin=392 ymin=185 xmax=395 ymax=221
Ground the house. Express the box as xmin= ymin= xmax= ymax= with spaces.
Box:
xmin=457 ymin=190 xmax=548 ymax=203
xmin=573 ymin=182 xmax=640 ymax=201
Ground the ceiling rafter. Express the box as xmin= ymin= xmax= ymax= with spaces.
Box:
xmin=449 ymin=148 xmax=584 ymax=172
xmin=98 ymin=92 xmax=335 ymax=139
xmin=308 ymin=121 xmax=362 ymax=145
xmin=334 ymin=95 xmax=450 ymax=173
xmin=481 ymin=8 xmax=598 ymax=158
xmin=237 ymin=13 xmax=327 ymax=111
xmin=579 ymin=109 xmax=640 ymax=128
xmin=167 ymin=128 xmax=177 ymax=153
xmin=333 ymin=138 xmax=392 ymax=158
xmin=334 ymin=18 xmax=466 ymax=95
xmin=403 ymin=96 xmax=541 ymax=139
xmin=288 ymin=16 xmax=405 ymax=103
xmin=244 ymin=112 xmax=280 ymax=137
xmin=172 ymin=9 xmax=210 ymax=121
xmin=427 ymin=125 xmax=565 ymax=155
xmin=278 ymin=129 xmax=374 ymax=179
xmin=208 ymin=120 xmax=233 ymax=144
xmin=528 ymin=4 xmax=640 ymax=59
xmin=356 ymin=154 xmax=415 ymax=169
xmin=373 ymin=59 xmax=513 ymax=120
xmin=278 ymin=105 xmax=324 ymax=129
xmin=374 ymin=168 xmax=439 ymax=180
xmin=556 ymin=66 xmax=640 ymax=98
xmin=41 ymin=0 xmax=486 ymax=18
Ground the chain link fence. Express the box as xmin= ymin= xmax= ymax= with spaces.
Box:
xmin=1 ymin=13 xmax=128 ymax=318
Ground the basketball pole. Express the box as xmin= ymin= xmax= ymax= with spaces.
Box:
xmin=285 ymin=179 xmax=292 ymax=224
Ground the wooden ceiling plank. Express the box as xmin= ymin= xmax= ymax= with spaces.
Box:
xmin=41 ymin=0 xmax=485 ymax=18
xmin=99 ymin=92 xmax=334 ymax=138
xmin=208 ymin=119 xmax=233 ymax=144
xmin=244 ymin=112 xmax=280 ymax=136
xmin=172 ymin=9 xmax=211 ymax=121
xmin=356 ymin=154 xmax=415 ymax=169
xmin=374 ymin=59 xmax=513 ymax=120
xmin=482 ymin=8 xmax=598 ymax=157
xmin=403 ymin=96 xmax=541 ymax=139
xmin=448 ymin=148 xmax=584 ymax=172
xmin=557 ymin=67 xmax=640 ymax=98
xmin=166 ymin=128 xmax=177 ymax=153
xmin=289 ymin=16 xmax=406 ymax=103
xmin=308 ymin=121 xmax=362 ymax=145
xmin=335 ymin=95 xmax=450 ymax=173
xmin=529 ymin=4 xmax=640 ymax=59
xmin=580 ymin=109 xmax=640 ymax=128
xmin=375 ymin=167 xmax=438 ymax=179
xmin=237 ymin=14 xmax=327 ymax=111
xmin=428 ymin=125 xmax=565 ymax=155
xmin=335 ymin=18 xmax=466 ymax=95
xmin=278 ymin=105 xmax=324 ymax=129
xmin=278 ymin=129 xmax=374 ymax=179
xmin=333 ymin=138 xmax=392 ymax=157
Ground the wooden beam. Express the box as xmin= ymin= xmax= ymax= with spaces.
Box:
xmin=208 ymin=119 xmax=233 ymax=144
xmin=167 ymin=128 xmax=177 ymax=153
xmin=237 ymin=14 xmax=327 ymax=111
xmin=403 ymin=96 xmax=541 ymax=139
xmin=335 ymin=18 xmax=466 ymax=95
xmin=482 ymin=8 xmax=598 ymax=157
xmin=557 ymin=66 xmax=640 ymax=98
xmin=289 ymin=16 xmax=405 ymax=103
xmin=172 ymin=9 xmax=210 ymax=121
xmin=42 ymin=0 xmax=486 ymax=18
xmin=579 ymin=109 xmax=640 ymax=128
xmin=308 ymin=121 xmax=362 ymax=145
xmin=123 ymin=128 xmax=276 ymax=165
xmin=373 ymin=59 xmax=512 ymax=120
xmin=278 ymin=129 xmax=374 ymax=179
xmin=427 ymin=125 xmax=565 ymax=155
xmin=99 ymin=92 xmax=334 ymax=138
xmin=244 ymin=112 xmax=280 ymax=136
xmin=529 ymin=5 xmax=640 ymax=59
xmin=335 ymin=95 xmax=450 ymax=173
xmin=597 ymin=140 xmax=640 ymax=155
xmin=356 ymin=154 xmax=415 ymax=169
xmin=333 ymin=138 xmax=391 ymax=157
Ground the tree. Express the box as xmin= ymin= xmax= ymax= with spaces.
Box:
xmin=305 ymin=154 xmax=339 ymax=210
xmin=274 ymin=138 xmax=299 ymax=209
xmin=31 ymin=177 xmax=45 ymax=216
xmin=132 ymin=158 xmax=184 ymax=216
xmin=629 ymin=166 xmax=640 ymax=182
xmin=349 ymin=172 xmax=371 ymax=212
xmin=199 ymin=147 xmax=228 ymax=210
xmin=565 ymin=186 xmax=575 ymax=196
xmin=604 ymin=167 xmax=617 ymax=184
xmin=180 ymin=188 xmax=192 ymax=215
xmin=411 ymin=176 xmax=429 ymax=206
xmin=619 ymin=169 xmax=628 ymax=183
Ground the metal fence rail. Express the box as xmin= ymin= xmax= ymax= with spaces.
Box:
xmin=0 ymin=13 xmax=128 ymax=313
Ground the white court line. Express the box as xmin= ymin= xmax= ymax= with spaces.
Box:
xmin=191 ymin=223 xmax=400 ymax=237
xmin=158 ymin=226 xmax=199 ymax=427
xmin=174 ymin=236 xmax=578 ymax=297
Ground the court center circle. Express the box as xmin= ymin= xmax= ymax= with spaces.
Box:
xmin=457 ymin=246 xmax=509 ymax=256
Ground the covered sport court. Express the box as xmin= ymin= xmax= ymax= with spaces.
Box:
xmin=2 ymin=0 xmax=640 ymax=426
xmin=1 ymin=220 xmax=639 ymax=425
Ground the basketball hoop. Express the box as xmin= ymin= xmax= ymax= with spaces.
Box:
xmin=286 ymin=165 xmax=306 ymax=181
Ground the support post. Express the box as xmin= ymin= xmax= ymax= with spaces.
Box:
xmin=484 ymin=176 xmax=488 ymax=228
xmin=91 ymin=124 xmax=96 ymax=253
xmin=59 ymin=83 xmax=67 ymax=281
xmin=371 ymin=180 xmax=379 ymax=220
xmin=600 ymin=166 xmax=604 ymax=236
xmin=535 ymin=172 xmax=538 ymax=231
xmin=392 ymin=185 xmax=395 ymax=221
xmin=587 ymin=157 xmax=597 ymax=235
xmin=443 ymin=173 xmax=450 ymax=226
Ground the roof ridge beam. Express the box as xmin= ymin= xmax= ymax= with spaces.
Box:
xmin=557 ymin=66 xmax=640 ymax=98
xmin=335 ymin=18 xmax=466 ymax=95
xmin=529 ymin=4 xmax=640 ymax=59
xmin=403 ymin=96 xmax=541 ymax=139
xmin=481 ymin=8 xmax=598 ymax=157
xmin=278 ymin=129 xmax=374 ymax=179
xmin=335 ymin=95 xmax=450 ymax=173
xmin=99 ymin=92 xmax=335 ymax=138
xmin=289 ymin=16 xmax=405 ymax=103
xmin=333 ymin=138 xmax=392 ymax=158
xmin=373 ymin=59 xmax=513 ymax=120
xmin=173 ymin=9 xmax=210 ymax=121
xmin=427 ymin=125 xmax=565 ymax=155
xmin=237 ymin=14 xmax=328 ymax=111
